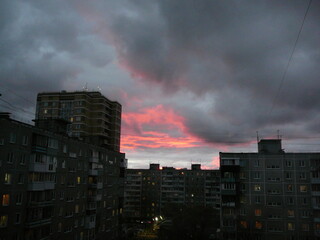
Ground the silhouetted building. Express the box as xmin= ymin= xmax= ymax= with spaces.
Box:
xmin=0 ymin=112 xmax=126 ymax=240
xmin=124 ymin=164 xmax=220 ymax=221
xmin=220 ymin=139 xmax=320 ymax=240
xmin=36 ymin=91 xmax=121 ymax=151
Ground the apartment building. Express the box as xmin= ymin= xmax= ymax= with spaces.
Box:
xmin=220 ymin=139 xmax=320 ymax=240
xmin=36 ymin=91 xmax=121 ymax=151
xmin=124 ymin=164 xmax=220 ymax=221
xmin=0 ymin=113 xmax=126 ymax=240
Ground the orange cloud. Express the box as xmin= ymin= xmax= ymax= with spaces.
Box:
xmin=121 ymin=105 xmax=205 ymax=151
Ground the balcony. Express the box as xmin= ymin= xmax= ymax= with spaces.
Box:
xmin=29 ymin=200 xmax=54 ymax=207
xmin=88 ymin=183 xmax=97 ymax=189
xmin=85 ymin=216 xmax=96 ymax=229
xmin=311 ymin=178 xmax=320 ymax=184
xmin=28 ymin=181 xmax=55 ymax=191
xmin=25 ymin=218 xmax=52 ymax=228
xmin=88 ymin=194 xmax=102 ymax=202
xmin=29 ymin=162 xmax=55 ymax=172
xmin=221 ymin=189 xmax=237 ymax=195
xmin=89 ymin=169 xmax=98 ymax=176
xmin=221 ymin=177 xmax=236 ymax=183
xmin=220 ymin=158 xmax=240 ymax=166
xmin=89 ymin=157 xmax=99 ymax=163
xmin=222 ymin=202 xmax=236 ymax=207
xmin=97 ymin=182 xmax=103 ymax=189
xmin=312 ymin=191 xmax=320 ymax=196
xmin=87 ymin=202 xmax=97 ymax=210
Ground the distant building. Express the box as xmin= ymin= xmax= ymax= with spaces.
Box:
xmin=0 ymin=112 xmax=126 ymax=240
xmin=36 ymin=91 xmax=121 ymax=151
xmin=124 ymin=164 xmax=220 ymax=220
xmin=220 ymin=139 xmax=320 ymax=240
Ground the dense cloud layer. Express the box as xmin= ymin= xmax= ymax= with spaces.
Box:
xmin=1 ymin=0 xmax=319 ymax=168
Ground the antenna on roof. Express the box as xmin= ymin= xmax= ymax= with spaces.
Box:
xmin=256 ymin=131 xmax=260 ymax=143
xmin=82 ymin=83 xmax=88 ymax=91
xmin=277 ymin=130 xmax=280 ymax=139
xmin=97 ymin=86 xmax=102 ymax=92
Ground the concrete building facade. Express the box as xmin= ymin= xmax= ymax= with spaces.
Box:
xmin=220 ymin=139 xmax=320 ymax=240
xmin=0 ymin=113 xmax=126 ymax=240
xmin=124 ymin=164 xmax=220 ymax=221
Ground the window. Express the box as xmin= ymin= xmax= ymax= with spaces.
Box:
xmin=255 ymin=209 xmax=262 ymax=216
xmin=22 ymin=136 xmax=28 ymax=145
xmin=58 ymin=223 xmax=62 ymax=232
xmin=77 ymin=177 xmax=81 ymax=184
xmin=15 ymin=213 xmax=21 ymax=224
xmin=0 ymin=138 xmax=4 ymax=145
xmin=300 ymin=185 xmax=307 ymax=192
xmin=2 ymin=194 xmax=9 ymax=206
xmin=18 ymin=174 xmax=24 ymax=184
xmin=48 ymin=138 xmax=58 ymax=149
xmin=285 ymin=161 xmax=292 ymax=167
xmin=287 ymin=184 xmax=293 ymax=192
xmin=302 ymin=197 xmax=307 ymax=205
xmin=0 ymin=215 xmax=8 ymax=228
xmin=7 ymin=152 xmax=14 ymax=163
xmin=62 ymin=160 xmax=66 ymax=168
xmin=255 ymin=196 xmax=261 ymax=204
xmin=16 ymin=193 xmax=22 ymax=205
xmin=299 ymin=172 xmax=306 ymax=180
xmin=298 ymin=160 xmax=305 ymax=167
xmin=20 ymin=154 xmax=27 ymax=165
xmin=240 ymin=221 xmax=247 ymax=228
xmin=253 ymin=172 xmax=261 ymax=179
xmin=9 ymin=133 xmax=16 ymax=143
xmin=255 ymin=221 xmax=262 ymax=229
xmin=287 ymin=197 xmax=294 ymax=205
xmin=288 ymin=223 xmax=294 ymax=230
xmin=254 ymin=160 xmax=260 ymax=167
xmin=301 ymin=224 xmax=309 ymax=231
xmin=4 ymin=173 xmax=11 ymax=184
xmin=285 ymin=172 xmax=292 ymax=179
xmin=287 ymin=210 xmax=294 ymax=217
xmin=254 ymin=185 xmax=261 ymax=191
xmin=75 ymin=205 xmax=79 ymax=213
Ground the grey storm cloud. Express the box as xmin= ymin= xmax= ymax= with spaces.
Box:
xmin=0 ymin=0 xmax=319 ymax=146
xmin=107 ymin=0 xmax=320 ymax=143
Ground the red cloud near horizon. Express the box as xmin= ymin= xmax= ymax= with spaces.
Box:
xmin=120 ymin=104 xmax=206 ymax=152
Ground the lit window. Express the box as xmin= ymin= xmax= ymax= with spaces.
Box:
xmin=240 ymin=221 xmax=247 ymax=228
xmin=77 ymin=177 xmax=81 ymax=184
xmin=287 ymin=210 xmax=294 ymax=217
xmin=288 ymin=222 xmax=294 ymax=230
xmin=255 ymin=209 xmax=262 ymax=216
xmin=2 ymin=194 xmax=9 ymax=206
xmin=255 ymin=221 xmax=262 ymax=229
xmin=4 ymin=173 xmax=11 ymax=184
xmin=254 ymin=185 xmax=261 ymax=191
xmin=300 ymin=185 xmax=307 ymax=192
xmin=287 ymin=184 xmax=293 ymax=192
xmin=0 ymin=215 xmax=8 ymax=228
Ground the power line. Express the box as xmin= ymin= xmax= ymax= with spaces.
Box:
xmin=269 ymin=0 xmax=313 ymax=116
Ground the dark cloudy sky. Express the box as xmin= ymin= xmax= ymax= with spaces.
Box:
xmin=1 ymin=0 xmax=319 ymax=169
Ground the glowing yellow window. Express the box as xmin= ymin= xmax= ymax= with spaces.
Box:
xmin=255 ymin=221 xmax=262 ymax=229
xmin=2 ymin=194 xmax=9 ymax=206
xmin=255 ymin=209 xmax=262 ymax=216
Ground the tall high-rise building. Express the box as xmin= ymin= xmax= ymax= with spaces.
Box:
xmin=36 ymin=91 xmax=121 ymax=151
xmin=220 ymin=139 xmax=320 ymax=240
